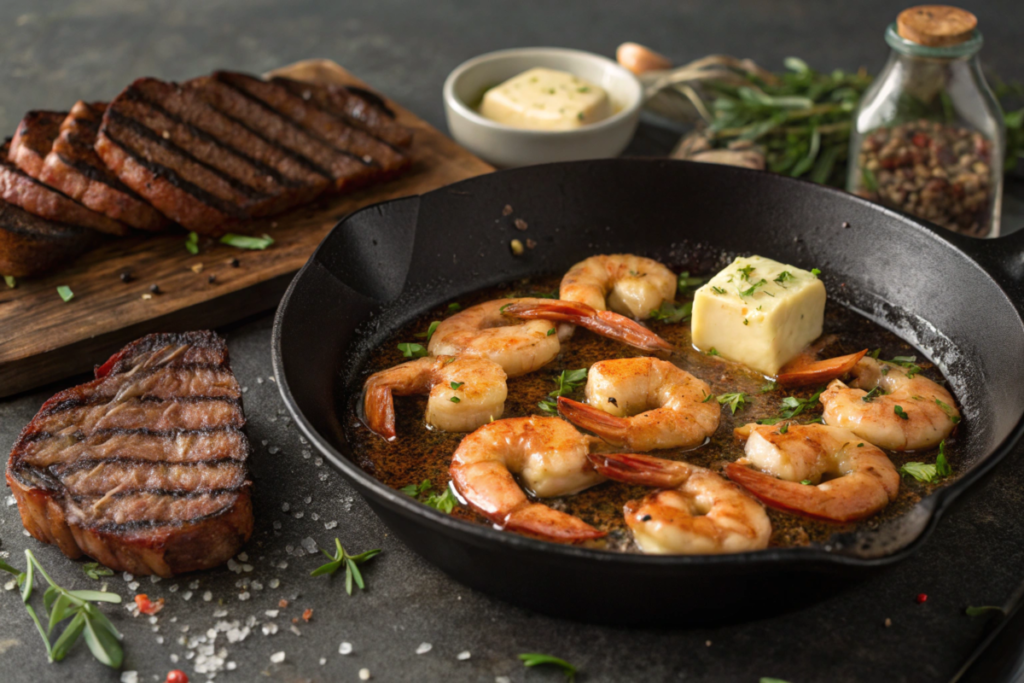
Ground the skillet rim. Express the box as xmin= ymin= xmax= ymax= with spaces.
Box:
xmin=272 ymin=158 xmax=1024 ymax=570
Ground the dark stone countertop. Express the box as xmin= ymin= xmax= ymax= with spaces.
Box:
xmin=1 ymin=2 xmax=1023 ymax=682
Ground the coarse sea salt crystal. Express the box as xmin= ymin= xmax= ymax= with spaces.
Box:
xmin=265 ymin=609 xmax=279 ymax=618
xmin=319 ymin=472 xmax=329 ymax=481
xmin=170 ymin=654 xmax=179 ymax=663
xmin=270 ymin=651 xmax=285 ymax=663
xmin=416 ymin=643 xmax=432 ymax=654
xmin=128 ymin=581 xmax=139 ymax=591
xmin=457 ymin=651 xmax=471 ymax=660
xmin=150 ymin=575 xmax=162 ymax=583
xmin=269 ymin=578 xmax=281 ymax=589
xmin=359 ymin=668 xmax=371 ymax=680
xmin=294 ymin=511 xmax=305 ymax=519
xmin=203 ymin=591 xmax=213 ymax=602
xmin=320 ymin=657 xmax=326 ymax=665
xmin=262 ymin=623 xmax=278 ymax=636
xmin=120 ymin=671 xmax=138 ymax=683
xmin=339 ymin=642 xmax=353 ymax=655
xmin=324 ymin=521 xmax=338 ymax=530
xmin=189 ymin=580 xmax=200 ymax=589
xmin=269 ymin=446 xmax=280 ymax=454
xmin=237 ymin=552 xmax=248 ymax=562
xmin=301 ymin=537 xmax=318 ymax=554
xmin=213 ymin=609 xmax=228 ymax=618
xmin=169 ymin=584 xmax=179 ymax=593
xmin=182 ymin=591 xmax=193 ymax=601
xmin=238 ymin=591 xmax=251 ymax=601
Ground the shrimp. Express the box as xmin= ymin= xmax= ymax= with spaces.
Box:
xmin=430 ymin=298 xmax=672 ymax=378
xmin=363 ymin=356 xmax=507 ymax=440
xmin=726 ymin=423 xmax=900 ymax=522
xmin=819 ymin=356 xmax=960 ymax=451
xmin=560 ymin=254 xmax=677 ymax=320
xmin=450 ymin=416 xmax=607 ymax=542
xmin=557 ymin=357 xmax=720 ymax=451
xmin=588 ymin=452 xmax=770 ymax=554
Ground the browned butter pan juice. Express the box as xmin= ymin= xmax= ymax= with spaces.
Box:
xmin=343 ymin=274 xmax=962 ymax=553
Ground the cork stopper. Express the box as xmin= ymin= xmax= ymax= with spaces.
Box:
xmin=897 ymin=5 xmax=977 ymax=47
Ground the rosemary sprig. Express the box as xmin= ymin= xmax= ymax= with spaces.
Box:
xmin=310 ymin=539 xmax=382 ymax=596
xmin=0 ymin=550 xmax=123 ymax=667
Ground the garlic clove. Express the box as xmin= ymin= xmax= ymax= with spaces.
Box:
xmin=616 ymin=42 xmax=673 ymax=75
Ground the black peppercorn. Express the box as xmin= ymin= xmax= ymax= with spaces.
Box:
xmin=119 ymin=272 xmax=133 ymax=283
xmin=230 ymin=258 xmax=240 ymax=268
xmin=149 ymin=284 xmax=160 ymax=294
xmin=208 ymin=274 xmax=217 ymax=283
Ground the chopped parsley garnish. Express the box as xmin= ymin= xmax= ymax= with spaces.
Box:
xmin=743 ymin=318 xmax=749 ymax=326
xmin=706 ymin=348 xmax=720 ymax=356
xmin=889 ymin=355 xmax=923 ymax=378
xmin=894 ymin=405 xmax=909 ymax=420
xmin=401 ymin=479 xmax=461 ymax=514
xmin=57 ymin=285 xmax=74 ymax=302
xmin=414 ymin=320 xmax=441 ymax=341
xmin=3 ymin=275 xmax=15 ymax=289
xmin=219 ymin=233 xmax=274 ymax=250
xmin=447 ymin=302 xmax=462 ymax=312
xmin=519 ymin=653 xmax=577 ymax=681
xmin=861 ymin=387 xmax=883 ymax=402
xmin=450 ymin=381 xmax=464 ymax=390
xmin=899 ymin=441 xmax=951 ymax=483
xmin=712 ymin=286 xmax=727 ymax=295
xmin=935 ymin=399 xmax=961 ymax=424
xmin=702 ymin=392 xmax=713 ymax=403
xmin=537 ymin=368 xmax=588 ymax=414
xmin=965 ymin=605 xmax=1005 ymax=617
xmin=738 ymin=264 xmax=755 ymax=281
xmin=716 ymin=392 xmax=748 ymax=415
xmin=310 ymin=539 xmax=382 ymax=595
xmin=799 ymin=479 xmax=811 ymax=485
xmin=774 ymin=271 xmax=796 ymax=285
xmin=758 ymin=387 xmax=826 ymax=424
xmin=868 ymin=348 xmax=881 ymax=359
xmin=761 ymin=381 xmax=778 ymax=393
xmin=81 ymin=563 xmax=114 ymax=580
xmin=649 ymin=300 xmax=693 ymax=324
xmin=811 ymin=268 xmax=821 ymax=277
xmin=397 ymin=342 xmax=428 ymax=358
xmin=738 ymin=279 xmax=768 ymax=297
xmin=547 ymin=328 xmax=556 ymax=336
xmin=677 ymin=271 xmax=706 ymax=294
xmin=449 ymin=396 xmax=461 ymax=403
xmin=778 ymin=422 xmax=789 ymax=434
xmin=185 ymin=231 xmax=199 ymax=254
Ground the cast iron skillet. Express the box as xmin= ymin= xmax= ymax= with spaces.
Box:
xmin=272 ymin=159 xmax=1024 ymax=626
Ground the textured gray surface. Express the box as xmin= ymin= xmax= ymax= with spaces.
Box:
xmin=1 ymin=1 xmax=1023 ymax=682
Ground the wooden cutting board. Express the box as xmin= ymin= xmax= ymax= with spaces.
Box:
xmin=0 ymin=60 xmax=494 ymax=399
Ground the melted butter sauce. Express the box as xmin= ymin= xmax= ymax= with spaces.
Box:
xmin=343 ymin=276 xmax=963 ymax=553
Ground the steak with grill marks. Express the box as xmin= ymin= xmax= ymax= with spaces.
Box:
xmin=38 ymin=101 xmax=171 ymax=232
xmin=6 ymin=331 xmax=254 ymax=577
xmin=0 ymin=197 xmax=99 ymax=277
xmin=0 ymin=141 xmax=130 ymax=237
xmin=8 ymin=110 xmax=66 ymax=178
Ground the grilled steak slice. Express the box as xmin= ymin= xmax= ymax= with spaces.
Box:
xmin=0 ymin=142 xmax=129 ymax=236
xmin=37 ymin=102 xmax=170 ymax=232
xmin=271 ymin=76 xmax=413 ymax=149
xmin=214 ymin=71 xmax=410 ymax=174
xmin=185 ymin=74 xmax=382 ymax=191
xmin=6 ymin=331 xmax=254 ymax=576
xmin=9 ymin=110 xmax=66 ymax=178
xmin=0 ymin=198 xmax=98 ymax=277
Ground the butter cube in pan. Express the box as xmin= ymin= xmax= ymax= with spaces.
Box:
xmin=691 ymin=256 xmax=826 ymax=377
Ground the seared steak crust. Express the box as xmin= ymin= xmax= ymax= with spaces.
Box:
xmin=0 ymin=142 xmax=129 ymax=236
xmin=9 ymin=110 xmax=66 ymax=178
xmin=40 ymin=102 xmax=170 ymax=232
xmin=6 ymin=331 xmax=254 ymax=576
xmin=0 ymin=198 xmax=98 ymax=277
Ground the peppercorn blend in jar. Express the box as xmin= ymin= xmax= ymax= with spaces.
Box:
xmin=848 ymin=6 xmax=1005 ymax=237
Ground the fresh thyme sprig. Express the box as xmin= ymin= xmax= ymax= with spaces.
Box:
xmin=310 ymin=539 xmax=382 ymax=596
xmin=0 ymin=550 xmax=123 ymax=667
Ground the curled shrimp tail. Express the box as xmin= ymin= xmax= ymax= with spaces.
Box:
xmin=362 ymin=383 xmax=396 ymax=441
xmin=557 ymin=397 xmax=630 ymax=444
xmin=587 ymin=452 xmax=693 ymax=488
xmin=725 ymin=462 xmax=884 ymax=523
xmin=504 ymin=503 xmax=607 ymax=542
xmin=504 ymin=300 xmax=674 ymax=353
xmin=777 ymin=349 xmax=868 ymax=388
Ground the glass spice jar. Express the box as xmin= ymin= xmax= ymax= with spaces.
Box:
xmin=847 ymin=5 xmax=1005 ymax=237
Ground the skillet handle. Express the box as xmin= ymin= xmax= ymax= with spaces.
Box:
xmin=953 ymin=227 xmax=1024 ymax=314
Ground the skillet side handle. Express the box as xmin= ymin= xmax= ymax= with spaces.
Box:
xmin=960 ymin=227 xmax=1024 ymax=315
xmin=312 ymin=194 xmax=422 ymax=302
